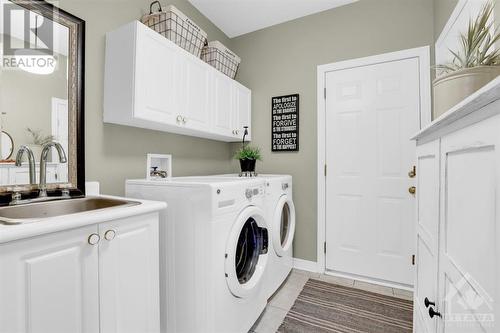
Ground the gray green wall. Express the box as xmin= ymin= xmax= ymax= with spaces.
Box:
xmin=434 ymin=0 xmax=459 ymax=40
xmin=231 ymin=0 xmax=435 ymax=261
xmin=56 ymin=0 xmax=236 ymax=195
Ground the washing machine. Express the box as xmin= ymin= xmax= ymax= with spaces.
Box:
xmin=125 ymin=177 xmax=269 ymax=333
xmin=199 ymin=174 xmax=296 ymax=299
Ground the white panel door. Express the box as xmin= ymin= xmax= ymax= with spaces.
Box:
xmin=212 ymin=70 xmax=235 ymax=137
xmin=0 ymin=225 xmax=100 ymax=333
xmin=180 ymin=57 xmax=211 ymax=131
xmin=438 ymin=116 xmax=499 ymax=333
xmin=99 ymin=214 xmax=160 ymax=333
xmin=234 ymin=81 xmax=252 ymax=140
xmin=135 ymin=27 xmax=179 ymax=125
xmin=414 ymin=140 xmax=440 ymax=333
xmin=325 ymin=57 xmax=420 ymax=285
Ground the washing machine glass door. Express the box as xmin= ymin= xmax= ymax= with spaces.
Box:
xmin=225 ymin=206 xmax=269 ymax=298
xmin=273 ymin=195 xmax=296 ymax=257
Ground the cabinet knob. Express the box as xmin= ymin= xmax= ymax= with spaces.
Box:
xmin=176 ymin=115 xmax=183 ymax=123
xmin=408 ymin=186 xmax=416 ymax=195
xmin=88 ymin=233 xmax=100 ymax=245
xmin=428 ymin=307 xmax=442 ymax=319
xmin=235 ymin=130 xmax=239 ymax=135
xmin=182 ymin=117 xmax=187 ymax=124
xmin=104 ymin=229 xmax=116 ymax=241
xmin=424 ymin=297 xmax=435 ymax=308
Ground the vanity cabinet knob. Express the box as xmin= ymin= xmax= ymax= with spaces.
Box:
xmin=88 ymin=233 xmax=100 ymax=245
xmin=176 ymin=115 xmax=183 ymax=123
xmin=104 ymin=230 xmax=116 ymax=241
xmin=408 ymin=186 xmax=416 ymax=195
xmin=182 ymin=117 xmax=187 ymax=124
xmin=424 ymin=297 xmax=435 ymax=308
xmin=235 ymin=130 xmax=239 ymax=135
xmin=428 ymin=307 xmax=442 ymax=319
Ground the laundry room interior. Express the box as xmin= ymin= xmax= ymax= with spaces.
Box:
xmin=0 ymin=0 xmax=499 ymax=332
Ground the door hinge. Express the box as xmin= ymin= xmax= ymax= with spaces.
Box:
xmin=324 ymin=242 xmax=327 ymax=254
xmin=324 ymin=164 xmax=327 ymax=177
xmin=324 ymin=87 xmax=327 ymax=100
xmin=412 ymin=254 xmax=416 ymax=265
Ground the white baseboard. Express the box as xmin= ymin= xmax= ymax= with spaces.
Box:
xmin=293 ymin=258 xmax=319 ymax=273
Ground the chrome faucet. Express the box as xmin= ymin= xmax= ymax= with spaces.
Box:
xmin=39 ymin=142 xmax=67 ymax=197
xmin=15 ymin=145 xmax=36 ymax=185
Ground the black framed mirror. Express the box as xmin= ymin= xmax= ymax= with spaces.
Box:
xmin=0 ymin=0 xmax=85 ymax=196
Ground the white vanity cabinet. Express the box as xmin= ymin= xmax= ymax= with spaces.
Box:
xmin=413 ymin=78 xmax=500 ymax=333
xmin=0 ymin=213 xmax=160 ymax=333
xmin=104 ymin=20 xmax=252 ymax=142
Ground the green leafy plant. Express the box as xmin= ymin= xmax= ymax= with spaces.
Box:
xmin=26 ymin=127 xmax=55 ymax=146
xmin=234 ymin=145 xmax=262 ymax=161
xmin=436 ymin=2 xmax=500 ymax=75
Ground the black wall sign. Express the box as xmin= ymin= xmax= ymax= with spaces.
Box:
xmin=271 ymin=94 xmax=299 ymax=151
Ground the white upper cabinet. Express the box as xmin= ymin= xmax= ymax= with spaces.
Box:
xmin=212 ymin=70 xmax=236 ymax=137
xmin=179 ymin=56 xmax=211 ymax=132
xmin=134 ymin=24 xmax=179 ymax=125
xmin=104 ymin=21 xmax=251 ymax=142
xmin=234 ymin=82 xmax=252 ymax=140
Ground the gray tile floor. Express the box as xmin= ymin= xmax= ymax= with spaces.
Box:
xmin=250 ymin=269 xmax=413 ymax=333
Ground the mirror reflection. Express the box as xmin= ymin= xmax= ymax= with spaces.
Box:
xmin=0 ymin=0 xmax=69 ymax=187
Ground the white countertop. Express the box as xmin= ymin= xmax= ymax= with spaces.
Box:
xmin=412 ymin=76 xmax=500 ymax=142
xmin=0 ymin=195 xmax=167 ymax=244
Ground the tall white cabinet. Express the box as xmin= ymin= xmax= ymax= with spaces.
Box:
xmin=413 ymin=77 xmax=500 ymax=333
xmin=104 ymin=21 xmax=251 ymax=142
xmin=0 ymin=213 xmax=160 ymax=333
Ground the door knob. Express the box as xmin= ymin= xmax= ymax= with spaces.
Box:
xmin=424 ymin=297 xmax=435 ymax=308
xmin=104 ymin=230 xmax=116 ymax=241
xmin=428 ymin=307 xmax=442 ymax=319
xmin=408 ymin=165 xmax=416 ymax=178
xmin=88 ymin=233 xmax=100 ymax=245
xmin=408 ymin=186 xmax=416 ymax=195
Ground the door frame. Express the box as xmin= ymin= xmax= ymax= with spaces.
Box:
xmin=316 ymin=46 xmax=432 ymax=275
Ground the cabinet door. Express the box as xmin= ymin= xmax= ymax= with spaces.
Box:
xmin=212 ymin=70 xmax=235 ymax=137
xmin=414 ymin=139 xmax=440 ymax=333
xmin=135 ymin=26 xmax=179 ymax=125
xmin=438 ymin=114 xmax=499 ymax=333
xmin=234 ymin=81 xmax=252 ymax=141
xmin=99 ymin=214 xmax=160 ymax=333
xmin=179 ymin=56 xmax=211 ymax=131
xmin=0 ymin=226 xmax=100 ymax=333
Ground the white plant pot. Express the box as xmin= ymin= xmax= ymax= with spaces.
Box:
xmin=433 ymin=66 xmax=500 ymax=119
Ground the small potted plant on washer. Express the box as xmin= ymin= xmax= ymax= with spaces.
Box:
xmin=234 ymin=126 xmax=262 ymax=175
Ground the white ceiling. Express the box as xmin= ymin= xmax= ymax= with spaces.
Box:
xmin=188 ymin=0 xmax=358 ymax=38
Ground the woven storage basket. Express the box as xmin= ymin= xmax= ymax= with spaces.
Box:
xmin=141 ymin=1 xmax=208 ymax=57
xmin=201 ymin=41 xmax=241 ymax=79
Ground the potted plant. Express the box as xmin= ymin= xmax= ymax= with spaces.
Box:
xmin=234 ymin=145 xmax=262 ymax=173
xmin=433 ymin=1 xmax=500 ymax=118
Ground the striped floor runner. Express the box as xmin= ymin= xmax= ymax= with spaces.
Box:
xmin=277 ymin=279 xmax=413 ymax=333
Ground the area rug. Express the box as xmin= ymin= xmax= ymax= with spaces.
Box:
xmin=277 ymin=279 xmax=413 ymax=333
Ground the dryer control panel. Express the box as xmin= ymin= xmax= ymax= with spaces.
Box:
xmin=245 ymin=185 xmax=265 ymax=200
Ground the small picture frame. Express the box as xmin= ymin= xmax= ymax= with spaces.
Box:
xmin=146 ymin=153 xmax=172 ymax=180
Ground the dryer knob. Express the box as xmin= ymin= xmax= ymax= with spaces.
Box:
xmin=245 ymin=189 xmax=253 ymax=199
